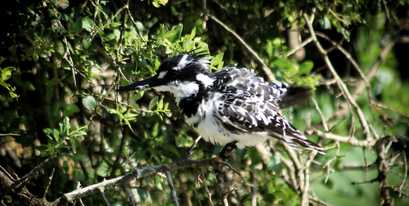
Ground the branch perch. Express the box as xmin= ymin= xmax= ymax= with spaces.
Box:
xmin=52 ymin=157 xmax=226 ymax=205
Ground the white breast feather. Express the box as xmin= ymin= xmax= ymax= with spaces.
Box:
xmin=188 ymin=93 xmax=271 ymax=148
xmin=196 ymin=73 xmax=214 ymax=87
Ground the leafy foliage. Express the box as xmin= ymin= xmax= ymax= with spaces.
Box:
xmin=0 ymin=0 xmax=408 ymax=205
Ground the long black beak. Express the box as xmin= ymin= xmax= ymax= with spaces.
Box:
xmin=117 ymin=76 xmax=159 ymax=91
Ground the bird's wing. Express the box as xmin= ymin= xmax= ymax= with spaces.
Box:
xmin=212 ymin=68 xmax=323 ymax=152
xmin=214 ymin=91 xmax=323 ymax=152
xmin=214 ymin=67 xmax=290 ymax=103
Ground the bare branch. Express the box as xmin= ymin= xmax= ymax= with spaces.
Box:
xmin=42 ymin=168 xmax=55 ymax=199
xmin=307 ymin=128 xmax=376 ymax=147
xmin=286 ymin=37 xmax=314 ymax=58
xmin=315 ymin=32 xmax=371 ymax=97
xmin=165 ymin=170 xmax=180 ymax=206
xmin=331 ymin=39 xmax=395 ymax=119
xmin=304 ymin=13 xmax=373 ymax=141
xmin=283 ymin=144 xmax=303 ymax=191
xmin=378 ymin=140 xmax=393 ymax=206
xmin=301 ymin=151 xmax=317 ymax=206
xmin=0 ymin=165 xmax=53 ymax=206
xmin=287 ymin=27 xmax=306 ymax=60
xmin=0 ymin=132 xmax=20 ymax=136
xmin=188 ymin=136 xmax=203 ymax=156
xmin=250 ymin=171 xmax=258 ymax=206
xmin=52 ymin=157 xmax=228 ymax=205
xmin=13 ymin=157 xmax=54 ymax=189
xmin=399 ymin=153 xmax=408 ymax=198
xmin=208 ymin=14 xmax=276 ymax=81
xmin=99 ymin=187 xmax=112 ymax=206
xmin=312 ymin=98 xmax=329 ymax=131
xmin=352 ymin=41 xmax=395 ymax=99
xmin=123 ymin=184 xmax=140 ymax=206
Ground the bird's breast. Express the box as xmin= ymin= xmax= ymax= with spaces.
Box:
xmin=184 ymin=95 xmax=271 ymax=147
xmin=184 ymin=94 xmax=231 ymax=145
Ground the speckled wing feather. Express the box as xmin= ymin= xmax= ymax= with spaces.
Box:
xmin=212 ymin=67 xmax=324 ymax=152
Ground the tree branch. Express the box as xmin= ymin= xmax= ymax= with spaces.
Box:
xmin=52 ymin=157 xmax=227 ymax=205
xmin=330 ymin=36 xmax=395 ymax=120
xmin=307 ymin=128 xmax=376 ymax=147
xmin=0 ymin=165 xmax=52 ymax=206
xmin=13 ymin=157 xmax=55 ymax=189
xmin=165 ymin=170 xmax=180 ymax=206
xmin=304 ymin=13 xmax=373 ymax=141
xmin=286 ymin=37 xmax=314 ymax=58
xmin=208 ymin=14 xmax=276 ymax=81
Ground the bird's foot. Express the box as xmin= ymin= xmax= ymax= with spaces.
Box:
xmin=219 ymin=141 xmax=238 ymax=160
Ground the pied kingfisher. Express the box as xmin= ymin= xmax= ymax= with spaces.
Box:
xmin=119 ymin=54 xmax=324 ymax=155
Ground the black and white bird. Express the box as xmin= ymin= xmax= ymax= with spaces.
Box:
xmin=119 ymin=54 xmax=324 ymax=155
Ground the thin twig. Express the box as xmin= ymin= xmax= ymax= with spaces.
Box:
xmin=269 ymin=145 xmax=299 ymax=189
xmin=309 ymin=195 xmax=330 ymax=206
xmin=76 ymin=182 xmax=86 ymax=206
xmin=223 ymin=195 xmax=229 ymax=206
xmin=301 ymin=151 xmax=317 ymax=206
xmin=304 ymin=13 xmax=372 ymax=141
xmin=99 ymin=187 xmax=112 ymax=206
xmin=250 ymin=171 xmax=258 ymax=206
xmin=399 ymin=153 xmax=408 ymax=197
xmin=111 ymin=128 xmax=127 ymax=176
xmin=283 ymin=144 xmax=303 ymax=190
xmin=0 ymin=133 xmax=20 ymax=136
xmin=312 ymin=98 xmax=329 ymax=131
xmin=42 ymin=168 xmax=55 ymax=199
xmin=165 ymin=170 xmax=180 ymax=206
xmin=315 ymin=32 xmax=371 ymax=99
xmin=13 ymin=157 xmax=54 ymax=189
xmin=208 ymin=14 xmax=275 ymax=81
xmin=331 ymin=39 xmax=395 ymax=120
xmin=308 ymin=129 xmax=376 ymax=147
xmin=378 ymin=140 xmax=393 ymax=206
xmin=0 ymin=166 xmax=53 ymax=206
xmin=124 ymin=185 xmax=140 ymax=206
xmin=63 ymin=37 xmax=78 ymax=88
xmin=353 ymin=40 xmax=395 ymax=98
xmin=286 ymin=37 xmax=314 ymax=58
xmin=203 ymin=180 xmax=214 ymax=206
xmin=188 ymin=136 xmax=203 ymax=156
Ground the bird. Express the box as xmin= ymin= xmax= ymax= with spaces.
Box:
xmin=118 ymin=54 xmax=324 ymax=157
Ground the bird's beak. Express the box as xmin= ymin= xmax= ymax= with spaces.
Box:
xmin=117 ymin=75 xmax=161 ymax=91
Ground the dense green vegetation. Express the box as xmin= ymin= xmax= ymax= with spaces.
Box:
xmin=1 ymin=0 xmax=409 ymax=205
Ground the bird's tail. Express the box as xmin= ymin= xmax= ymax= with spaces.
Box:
xmin=271 ymin=125 xmax=325 ymax=154
xmin=284 ymin=129 xmax=325 ymax=154
xmin=278 ymin=86 xmax=311 ymax=108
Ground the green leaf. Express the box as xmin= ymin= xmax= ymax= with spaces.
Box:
xmin=0 ymin=67 xmax=18 ymax=98
xmin=211 ymin=53 xmax=224 ymax=70
xmin=161 ymin=24 xmax=183 ymax=43
xmin=272 ymin=58 xmax=294 ymax=71
xmin=1 ymin=67 xmax=13 ymax=81
xmin=106 ymin=29 xmax=121 ymax=41
xmin=152 ymin=0 xmax=168 ymax=8
xmin=81 ymin=17 xmax=94 ymax=32
xmin=82 ymin=95 xmax=97 ymax=111
xmin=299 ymin=61 xmax=314 ymax=75
xmin=96 ymin=161 xmax=109 ymax=177
xmin=64 ymin=104 xmax=80 ymax=116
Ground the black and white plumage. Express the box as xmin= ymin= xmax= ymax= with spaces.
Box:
xmin=119 ymin=54 xmax=324 ymax=153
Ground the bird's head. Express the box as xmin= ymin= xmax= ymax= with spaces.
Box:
xmin=118 ymin=54 xmax=214 ymax=100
